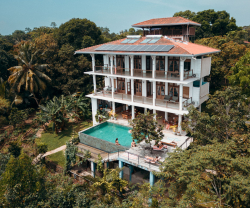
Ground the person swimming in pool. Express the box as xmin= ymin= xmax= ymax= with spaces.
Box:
xmin=115 ymin=138 xmax=120 ymax=146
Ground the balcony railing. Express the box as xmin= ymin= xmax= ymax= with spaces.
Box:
xmin=183 ymin=97 xmax=193 ymax=108
xmin=133 ymin=95 xmax=153 ymax=105
xmin=133 ymin=69 xmax=153 ymax=78
xmin=95 ymin=65 xmax=111 ymax=74
xmin=155 ymin=98 xmax=179 ymax=109
xmin=155 ymin=70 xmax=194 ymax=80
xmin=114 ymin=93 xmax=131 ymax=101
xmin=93 ymin=90 xmax=194 ymax=110
xmin=112 ymin=67 xmax=131 ymax=76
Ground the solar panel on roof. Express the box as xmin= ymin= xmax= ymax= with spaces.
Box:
xmin=148 ymin=38 xmax=160 ymax=44
xmin=121 ymin=39 xmax=131 ymax=43
xmin=95 ymin=45 xmax=174 ymax=52
xmin=128 ymin=39 xmax=140 ymax=43
xmin=140 ymin=38 xmax=151 ymax=43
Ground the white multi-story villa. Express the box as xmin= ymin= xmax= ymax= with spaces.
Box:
xmin=74 ymin=17 xmax=220 ymax=185
xmin=76 ymin=17 xmax=219 ymax=131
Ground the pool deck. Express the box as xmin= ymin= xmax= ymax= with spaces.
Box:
xmin=77 ymin=118 xmax=192 ymax=173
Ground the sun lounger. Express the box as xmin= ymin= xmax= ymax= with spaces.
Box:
xmin=161 ymin=141 xmax=177 ymax=148
xmin=153 ymin=145 xmax=168 ymax=151
xmin=144 ymin=156 xmax=161 ymax=164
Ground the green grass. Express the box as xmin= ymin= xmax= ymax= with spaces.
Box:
xmin=39 ymin=121 xmax=92 ymax=151
xmin=47 ymin=150 xmax=65 ymax=168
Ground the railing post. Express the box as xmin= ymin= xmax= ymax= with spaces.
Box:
xmin=128 ymin=152 xmax=129 ymax=161
xmin=138 ymin=155 xmax=139 ymax=164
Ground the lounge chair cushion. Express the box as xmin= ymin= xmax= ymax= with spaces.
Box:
xmin=172 ymin=96 xmax=178 ymax=102
xmin=164 ymin=95 xmax=171 ymax=101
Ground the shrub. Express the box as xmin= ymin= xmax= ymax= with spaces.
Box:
xmin=36 ymin=142 xmax=48 ymax=154
xmin=8 ymin=142 xmax=21 ymax=158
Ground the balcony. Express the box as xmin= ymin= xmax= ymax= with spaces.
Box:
xmin=133 ymin=69 xmax=153 ymax=78
xmin=112 ymin=67 xmax=131 ymax=76
xmin=95 ymin=65 xmax=111 ymax=74
xmin=93 ymin=65 xmax=196 ymax=82
xmin=155 ymin=70 xmax=194 ymax=81
xmin=93 ymin=88 xmax=193 ymax=111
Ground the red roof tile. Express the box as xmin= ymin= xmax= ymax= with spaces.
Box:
xmin=75 ymin=36 xmax=220 ymax=56
xmin=132 ymin=17 xmax=201 ymax=27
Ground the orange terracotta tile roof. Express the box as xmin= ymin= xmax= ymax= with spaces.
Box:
xmin=75 ymin=36 xmax=220 ymax=56
xmin=132 ymin=17 xmax=201 ymax=27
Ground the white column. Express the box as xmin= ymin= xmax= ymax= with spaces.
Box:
xmin=131 ymin=79 xmax=134 ymax=102
xmin=91 ymin=54 xmax=95 ymax=72
xmin=179 ymin=84 xmax=183 ymax=111
xmin=114 ymin=55 xmax=116 ymax=68
xmin=178 ymin=114 xmax=182 ymax=133
xmin=132 ymin=105 xmax=135 ymax=119
xmin=126 ymin=105 xmax=128 ymax=110
xmin=153 ymin=109 xmax=156 ymax=120
xmin=91 ymin=98 xmax=98 ymax=126
xmin=180 ymin=57 xmax=186 ymax=81
xmin=165 ymin=112 xmax=168 ymax=120
xmin=144 ymin=108 xmax=147 ymax=114
xmin=110 ymin=55 xmax=114 ymax=75
xmin=142 ymin=55 xmax=146 ymax=74
xmin=112 ymin=77 xmax=114 ymax=99
xmin=165 ymin=82 xmax=168 ymax=95
xmin=112 ymin=101 xmax=115 ymax=114
xmin=93 ymin=75 xmax=96 ymax=93
xmin=91 ymin=161 xmax=96 ymax=177
xmin=165 ymin=56 xmax=168 ymax=76
xmin=151 ymin=56 xmax=156 ymax=79
xmin=153 ymin=81 xmax=156 ymax=106
xmin=130 ymin=55 xmax=134 ymax=76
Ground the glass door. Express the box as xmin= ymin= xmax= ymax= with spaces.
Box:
xmin=135 ymin=82 xmax=142 ymax=96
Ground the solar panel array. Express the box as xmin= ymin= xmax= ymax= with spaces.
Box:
xmin=95 ymin=45 xmax=174 ymax=52
xmin=121 ymin=38 xmax=140 ymax=44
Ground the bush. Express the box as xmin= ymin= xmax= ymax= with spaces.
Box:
xmin=0 ymin=116 xmax=8 ymax=126
xmin=36 ymin=142 xmax=48 ymax=154
xmin=71 ymin=137 xmax=80 ymax=145
xmin=8 ymin=142 xmax=21 ymax=158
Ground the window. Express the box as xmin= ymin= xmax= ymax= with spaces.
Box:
xmin=134 ymin=56 xmax=141 ymax=69
xmin=184 ymin=59 xmax=191 ymax=71
xmin=156 ymin=56 xmax=165 ymax=71
xmin=168 ymin=58 xmax=179 ymax=72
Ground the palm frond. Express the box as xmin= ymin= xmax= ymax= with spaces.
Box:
xmin=34 ymin=70 xmax=51 ymax=82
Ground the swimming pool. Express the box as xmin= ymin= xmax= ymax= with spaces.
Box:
xmin=83 ymin=122 xmax=133 ymax=147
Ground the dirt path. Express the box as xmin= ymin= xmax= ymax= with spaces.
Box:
xmin=43 ymin=145 xmax=66 ymax=157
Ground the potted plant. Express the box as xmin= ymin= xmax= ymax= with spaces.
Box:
xmin=99 ymin=115 xmax=103 ymax=122
xmin=114 ymin=113 xmax=117 ymax=120
xmin=177 ymin=131 xmax=181 ymax=136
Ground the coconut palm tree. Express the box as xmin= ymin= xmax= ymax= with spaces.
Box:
xmin=7 ymin=41 xmax=51 ymax=97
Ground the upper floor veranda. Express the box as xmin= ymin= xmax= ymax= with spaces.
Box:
xmin=85 ymin=54 xmax=212 ymax=84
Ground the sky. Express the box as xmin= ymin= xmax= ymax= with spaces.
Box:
xmin=0 ymin=0 xmax=249 ymax=35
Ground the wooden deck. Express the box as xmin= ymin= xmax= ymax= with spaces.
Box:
xmin=76 ymin=143 xmax=122 ymax=162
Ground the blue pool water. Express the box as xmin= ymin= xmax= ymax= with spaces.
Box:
xmin=83 ymin=122 xmax=133 ymax=147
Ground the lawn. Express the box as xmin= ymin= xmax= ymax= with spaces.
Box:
xmin=39 ymin=120 xmax=92 ymax=151
xmin=47 ymin=150 xmax=65 ymax=168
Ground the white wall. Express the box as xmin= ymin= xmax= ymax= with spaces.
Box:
xmin=191 ymin=58 xmax=201 ymax=78
xmin=103 ymin=55 xmax=109 ymax=66
xmin=201 ymin=57 xmax=211 ymax=77
xmin=192 ymin=87 xmax=200 ymax=106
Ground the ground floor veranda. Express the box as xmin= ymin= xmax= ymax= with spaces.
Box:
xmin=95 ymin=99 xmax=187 ymax=136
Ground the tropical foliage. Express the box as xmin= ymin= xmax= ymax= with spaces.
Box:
xmin=229 ymin=51 xmax=250 ymax=95
xmin=7 ymin=41 xmax=51 ymax=97
xmin=130 ymin=112 xmax=164 ymax=152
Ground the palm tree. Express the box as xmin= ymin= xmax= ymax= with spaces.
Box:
xmin=7 ymin=41 xmax=51 ymax=97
